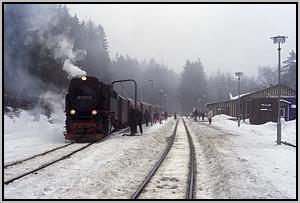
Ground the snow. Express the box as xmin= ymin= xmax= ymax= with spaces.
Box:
xmin=280 ymin=99 xmax=291 ymax=104
xmin=187 ymin=115 xmax=296 ymax=199
xmin=4 ymin=104 xmax=296 ymax=199
xmin=138 ymin=121 xmax=190 ymax=199
xmin=229 ymin=92 xmax=250 ymax=100
xmin=212 ymin=114 xmax=296 ymax=145
xmin=4 ymin=107 xmax=178 ymax=199
xmin=4 ymin=92 xmax=66 ymax=164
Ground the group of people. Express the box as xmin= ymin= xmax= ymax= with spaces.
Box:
xmin=128 ymin=107 xmax=144 ymax=135
xmin=152 ymin=111 xmax=168 ymax=124
xmin=192 ymin=109 xmax=213 ymax=124
xmin=128 ymin=106 xmax=214 ymax=136
xmin=128 ymin=106 xmax=170 ymax=135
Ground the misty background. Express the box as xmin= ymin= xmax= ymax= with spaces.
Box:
xmin=4 ymin=4 xmax=296 ymax=115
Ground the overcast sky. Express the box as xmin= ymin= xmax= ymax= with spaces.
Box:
xmin=67 ymin=4 xmax=296 ymax=77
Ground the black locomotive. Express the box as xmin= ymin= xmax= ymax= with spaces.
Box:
xmin=65 ymin=75 xmax=159 ymax=141
xmin=65 ymin=76 xmax=119 ymax=141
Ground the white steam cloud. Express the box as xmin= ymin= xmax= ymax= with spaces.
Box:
xmin=25 ymin=5 xmax=87 ymax=79
xmin=63 ymin=59 xmax=86 ymax=79
xmin=43 ymin=34 xmax=87 ymax=78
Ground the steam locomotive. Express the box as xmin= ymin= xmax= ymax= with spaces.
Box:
xmin=64 ymin=75 xmax=158 ymax=141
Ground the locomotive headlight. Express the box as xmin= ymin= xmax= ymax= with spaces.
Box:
xmin=81 ymin=75 xmax=87 ymax=81
xmin=70 ymin=109 xmax=76 ymax=115
xmin=91 ymin=110 xmax=97 ymax=115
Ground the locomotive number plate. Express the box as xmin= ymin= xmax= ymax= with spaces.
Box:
xmin=76 ymin=96 xmax=92 ymax=100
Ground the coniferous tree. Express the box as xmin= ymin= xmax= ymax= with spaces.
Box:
xmin=282 ymin=50 xmax=296 ymax=89
xmin=178 ymin=59 xmax=207 ymax=113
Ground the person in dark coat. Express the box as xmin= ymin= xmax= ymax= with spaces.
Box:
xmin=193 ymin=110 xmax=199 ymax=121
xmin=164 ymin=111 xmax=168 ymax=121
xmin=201 ymin=112 xmax=205 ymax=121
xmin=136 ymin=109 xmax=143 ymax=134
xmin=128 ymin=106 xmax=137 ymax=135
xmin=207 ymin=109 xmax=213 ymax=125
xmin=153 ymin=112 xmax=158 ymax=124
xmin=174 ymin=112 xmax=177 ymax=120
xmin=144 ymin=109 xmax=151 ymax=127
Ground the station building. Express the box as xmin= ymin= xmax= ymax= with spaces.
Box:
xmin=205 ymin=84 xmax=297 ymax=125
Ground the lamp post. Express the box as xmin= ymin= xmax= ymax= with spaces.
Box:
xmin=149 ymin=80 xmax=155 ymax=125
xmin=217 ymin=85 xmax=223 ymax=115
xmin=270 ymin=35 xmax=287 ymax=145
xmin=196 ymin=98 xmax=202 ymax=112
xmin=159 ymin=88 xmax=164 ymax=112
xmin=202 ymin=94 xmax=206 ymax=112
xmin=235 ymin=72 xmax=243 ymax=127
xmin=217 ymin=85 xmax=223 ymax=102
xmin=166 ymin=96 xmax=170 ymax=111
xmin=164 ymin=93 xmax=168 ymax=111
xmin=148 ymin=80 xmax=155 ymax=105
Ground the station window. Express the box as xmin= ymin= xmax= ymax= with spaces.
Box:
xmin=280 ymin=108 xmax=285 ymax=118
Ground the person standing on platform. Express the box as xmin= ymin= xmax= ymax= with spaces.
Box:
xmin=128 ymin=106 xmax=137 ymax=135
xmin=137 ymin=108 xmax=143 ymax=134
xmin=207 ymin=109 xmax=213 ymax=125
xmin=144 ymin=109 xmax=151 ymax=127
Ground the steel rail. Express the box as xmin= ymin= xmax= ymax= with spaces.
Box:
xmin=131 ymin=119 xmax=179 ymax=199
xmin=182 ymin=118 xmax=197 ymax=199
xmin=4 ymin=126 xmax=129 ymax=169
xmin=4 ymin=127 xmax=131 ymax=185
xmin=4 ymin=142 xmax=75 ymax=168
xmin=4 ymin=142 xmax=94 ymax=185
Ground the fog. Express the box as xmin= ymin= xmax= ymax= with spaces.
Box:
xmin=67 ymin=4 xmax=296 ymax=77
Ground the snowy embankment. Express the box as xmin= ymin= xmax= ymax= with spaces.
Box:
xmin=213 ymin=115 xmax=296 ymax=145
xmin=4 ymin=92 xmax=66 ymax=164
xmin=188 ymin=115 xmax=296 ymax=199
xmin=4 ymin=103 xmax=177 ymax=199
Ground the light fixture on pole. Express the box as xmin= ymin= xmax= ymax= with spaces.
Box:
xmin=217 ymin=85 xmax=223 ymax=102
xmin=166 ymin=96 xmax=170 ymax=111
xmin=235 ymin=72 xmax=243 ymax=127
xmin=202 ymin=94 xmax=206 ymax=113
xmin=164 ymin=93 xmax=168 ymax=111
xmin=196 ymin=98 xmax=202 ymax=112
xmin=270 ymin=35 xmax=287 ymax=145
xmin=159 ymin=88 xmax=164 ymax=112
xmin=148 ymin=79 xmax=155 ymax=105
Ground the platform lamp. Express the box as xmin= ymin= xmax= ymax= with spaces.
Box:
xmin=217 ymin=85 xmax=223 ymax=102
xmin=270 ymin=35 xmax=287 ymax=145
xmin=148 ymin=80 xmax=155 ymax=105
xmin=235 ymin=72 xmax=243 ymax=127
xmin=196 ymin=98 xmax=202 ymax=112
xmin=159 ymin=88 xmax=164 ymax=112
xmin=164 ymin=93 xmax=168 ymax=111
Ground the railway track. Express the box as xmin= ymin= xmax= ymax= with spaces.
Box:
xmin=131 ymin=118 xmax=196 ymax=199
xmin=4 ymin=127 xmax=130 ymax=185
xmin=4 ymin=142 xmax=76 ymax=168
xmin=4 ymin=142 xmax=94 ymax=185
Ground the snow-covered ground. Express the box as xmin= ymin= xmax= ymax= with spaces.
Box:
xmin=187 ymin=115 xmax=296 ymax=199
xmin=4 ymin=92 xmax=67 ymax=164
xmin=4 ymin=107 xmax=177 ymax=199
xmin=139 ymin=120 xmax=190 ymax=199
xmin=4 ymin=106 xmax=296 ymax=199
xmin=212 ymin=115 xmax=296 ymax=146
